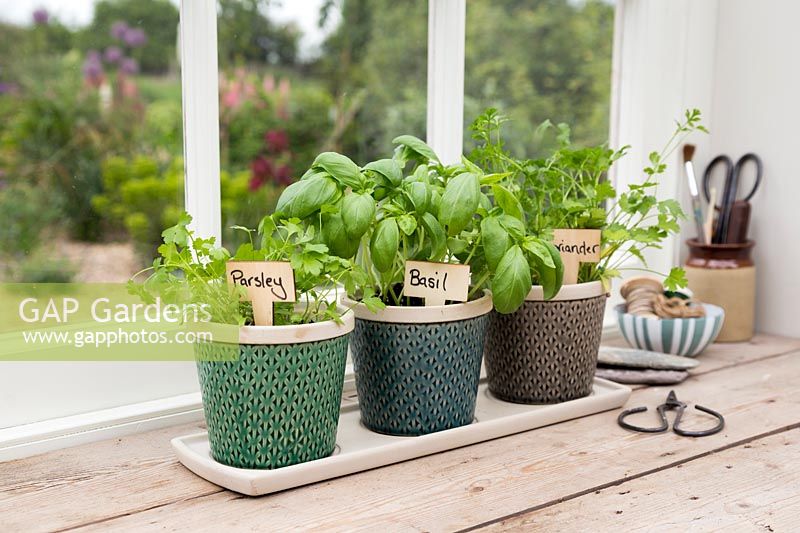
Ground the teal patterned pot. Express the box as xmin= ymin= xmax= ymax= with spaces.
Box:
xmin=195 ymin=312 xmax=353 ymax=469
xmin=345 ymin=294 xmax=493 ymax=436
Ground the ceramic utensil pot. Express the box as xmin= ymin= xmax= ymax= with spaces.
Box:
xmin=484 ymin=282 xmax=607 ymax=404
xmin=685 ymin=239 xmax=755 ymax=342
xmin=344 ymin=294 xmax=493 ymax=436
xmin=195 ymin=310 xmax=354 ymax=469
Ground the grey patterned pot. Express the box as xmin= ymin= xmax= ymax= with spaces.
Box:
xmin=484 ymin=282 xmax=607 ymax=404
xmin=344 ymin=294 xmax=493 ymax=436
xmin=194 ymin=311 xmax=354 ymax=469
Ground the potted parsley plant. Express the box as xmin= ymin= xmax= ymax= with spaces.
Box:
xmin=130 ymin=213 xmax=378 ymax=469
xmin=470 ymin=108 xmax=706 ymax=404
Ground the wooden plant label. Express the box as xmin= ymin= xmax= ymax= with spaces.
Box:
xmin=404 ymin=261 xmax=470 ymax=306
xmin=226 ymin=261 xmax=296 ymax=326
xmin=553 ymin=229 xmax=601 ymax=285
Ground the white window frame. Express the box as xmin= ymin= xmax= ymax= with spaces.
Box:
xmin=5 ymin=0 xmax=671 ymax=459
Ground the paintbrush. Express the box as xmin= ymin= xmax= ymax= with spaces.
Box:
xmin=683 ymin=144 xmax=706 ymax=244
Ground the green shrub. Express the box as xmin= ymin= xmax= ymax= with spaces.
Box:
xmin=92 ymin=155 xmax=282 ymax=258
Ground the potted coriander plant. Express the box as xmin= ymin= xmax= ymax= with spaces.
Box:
xmin=130 ymin=213 xmax=377 ymax=469
xmin=471 ymin=108 xmax=706 ymax=403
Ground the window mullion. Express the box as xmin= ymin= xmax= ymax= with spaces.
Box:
xmin=179 ymin=0 xmax=222 ymax=243
xmin=426 ymin=0 xmax=466 ymax=165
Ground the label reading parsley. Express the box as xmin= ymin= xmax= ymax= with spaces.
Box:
xmin=404 ymin=260 xmax=470 ymax=306
xmin=553 ymin=229 xmax=601 ymax=285
xmin=226 ymin=261 xmax=296 ymax=325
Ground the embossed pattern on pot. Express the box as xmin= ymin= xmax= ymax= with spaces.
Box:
xmin=484 ymin=295 xmax=606 ymax=404
xmin=350 ymin=315 xmax=488 ymax=436
xmin=196 ymin=335 xmax=348 ymax=469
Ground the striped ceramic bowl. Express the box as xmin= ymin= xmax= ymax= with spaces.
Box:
xmin=615 ymin=304 xmax=725 ymax=357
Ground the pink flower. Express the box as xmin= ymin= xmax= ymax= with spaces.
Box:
xmin=264 ymin=130 xmax=289 ymax=154
xmin=275 ymin=165 xmax=293 ymax=186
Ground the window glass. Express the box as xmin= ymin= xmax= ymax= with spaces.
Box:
xmin=0 ymin=0 xmax=183 ymax=282
xmin=215 ymin=0 xmax=427 ymax=248
xmin=464 ymin=0 xmax=615 ymax=156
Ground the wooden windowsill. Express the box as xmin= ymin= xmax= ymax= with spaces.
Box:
xmin=2 ymin=334 xmax=799 ymax=531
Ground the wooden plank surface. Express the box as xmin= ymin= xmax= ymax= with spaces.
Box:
xmin=71 ymin=349 xmax=800 ymax=532
xmin=0 ymin=335 xmax=797 ymax=532
xmin=0 ymin=421 xmax=218 ymax=532
xmin=483 ymin=429 xmax=800 ymax=532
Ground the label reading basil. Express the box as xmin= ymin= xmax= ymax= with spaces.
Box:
xmin=404 ymin=260 xmax=470 ymax=306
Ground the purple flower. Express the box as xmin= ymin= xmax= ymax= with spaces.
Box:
xmin=119 ymin=57 xmax=139 ymax=75
xmin=123 ymin=27 xmax=147 ymax=48
xmin=110 ymin=21 xmax=129 ymax=40
xmin=33 ymin=8 xmax=49 ymax=25
xmin=103 ymin=46 xmax=123 ymax=64
xmin=0 ymin=82 xmax=14 ymax=95
xmin=82 ymin=54 xmax=104 ymax=84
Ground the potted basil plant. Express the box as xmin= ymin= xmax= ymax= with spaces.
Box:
xmin=130 ymin=212 xmax=379 ymax=469
xmin=274 ymin=136 xmax=562 ymax=436
xmin=277 ymin=135 xmax=560 ymax=435
xmin=471 ymin=108 xmax=707 ymax=403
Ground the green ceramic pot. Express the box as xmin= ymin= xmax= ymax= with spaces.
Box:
xmin=195 ymin=312 xmax=354 ymax=469
xmin=344 ymin=294 xmax=493 ymax=436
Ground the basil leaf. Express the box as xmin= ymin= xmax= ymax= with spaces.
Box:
xmin=406 ymin=181 xmax=429 ymax=214
xmin=498 ymin=214 xmax=526 ymax=240
xmin=397 ymin=214 xmax=417 ymax=236
xmin=438 ymin=172 xmax=479 ymax=236
xmin=522 ymin=238 xmax=555 ymax=269
xmin=370 ymin=218 xmax=399 ymax=272
xmin=492 ymin=184 xmax=525 ymax=221
xmin=392 ymin=135 xmax=440 ymax=163
xmin=530 ymin=240 xmax=564 ymax=300
xmin=364 ymin=159 xmax=403 ymax=186
xmin=429 ymin=190 xmax=442 ymax=218
xmin=447 ymin=237 xmax=469 ymax=255
xmin=321 ymin=213 xmax=359 ymax=259
xmin=420 ymin=212 xmax=446 ymax=261
xmin=312 ymin=152 xmax=363 ymax=189
xmin=286 ymin=176 xmax=341 ymax=219
xmin=341 ymin=192 xmax=376 ymax=240
xmin=481 ymin=217 xmax=511 ymax=271
xmin=492 ymin=245 xmax=531 ymax=314
xmin=274 ymin=179 xmax=304 ymax=217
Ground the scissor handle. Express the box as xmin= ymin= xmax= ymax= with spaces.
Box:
xmin=733 ymin=153 xmax=763 ymax=202
xmin=617 ymin=406 xmax=669 ymax=433
xmin=672 ymin=404 xmax=725 ymax=437
xmin=702 ymin=155 xmax=734 ymax=205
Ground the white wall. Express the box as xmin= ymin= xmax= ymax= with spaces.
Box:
xmin=704 ymin=0 xmax=800 ymax=337
xmin=617 ymin=0 xmax=799 ymax=338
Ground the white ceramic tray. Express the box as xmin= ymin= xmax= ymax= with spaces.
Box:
xmin=173 ymin=378 xmax=631 ymax=496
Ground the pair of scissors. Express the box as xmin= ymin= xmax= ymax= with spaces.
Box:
xmin=617 ymin=390 xmax=725 ymax=437
xmin=702 ymin=153 xmax=763 ymax=243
